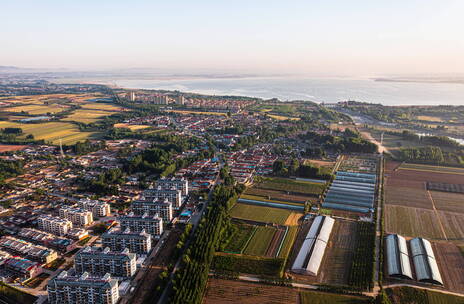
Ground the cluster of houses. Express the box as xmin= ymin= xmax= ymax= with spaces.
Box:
xmin=176 ymin=159 xmax=219 ymax=191
xmin=225 ymin=144 xmax=276 ymax=184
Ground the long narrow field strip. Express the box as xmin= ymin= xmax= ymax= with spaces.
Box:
xmin=399 ymin=163 xmax=464 ymax=175
xmin=243 ymin=226 xmax=277 ymax=256
xmin=229 ymin=202 xmax=294 ymax=225
xmin=257 ymin=177 xmax=325 ymax=196
xmin=79 ymin=102 xmax=123 ymax=111
xmin=240 ymin=194 xmax=304 ymax=207
xmin=277 ymin=226 xmax=298 ymax=259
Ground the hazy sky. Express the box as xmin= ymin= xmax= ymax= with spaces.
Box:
xmin=2 ymin=0 xmax=464 ymax=76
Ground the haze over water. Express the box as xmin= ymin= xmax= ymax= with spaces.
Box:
xmin=111 ymin=77 xmax=464 ymax=106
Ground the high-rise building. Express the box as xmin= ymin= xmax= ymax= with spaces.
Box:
xmin=74 ymin=247 xmax=136 ymax=279
xmin=119 ymin=213 xmax=163 ymax=237
xmin=132 ymin=199 xmax=173 ymax=223
xmin=78 ymin=199 xmax=111 ymax=218
xmin=175 ymin=95 xmax=185 ymax=105
xmin=101 ymin=228 xmax=152 ymax=254
xmin=47 ymin=271 xmax=119 ymax=304
xmin=154 ymin=95 xmax=169 ymax=105
xmin=37 ymin=215 xmax=73 ymax=236
xmin=155 ymin=177 xmax=189 ymax=195
xmin=59 ymin=207 xmax=93 ymax=227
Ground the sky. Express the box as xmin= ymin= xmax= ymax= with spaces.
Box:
xmin=1 ymin=0 xmax=464 ymax=76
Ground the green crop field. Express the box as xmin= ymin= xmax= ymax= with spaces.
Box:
xmin=229 ymin=203 xmax=292 ymax=225
xmin=278 ymin=226 xmax=298 ymax=259
xmin=240 ymin=194 xmax=304 ymax=206
xmin=80 ymin=102 xmax=122 ymax=111
xmin=0 ymin=121 xmax=97 ymax=145
xmin=257 ymin=177 xmax=325 ymax=196
xmin=300 ymin=291 xmax=371 ymax=304
xmin=212 ymin=253 xmax=284 ymax=277
xmin=243 ymin=226 xmax=276 ymax=256
xmin=224 ymin=223 xmax=256 ymax=253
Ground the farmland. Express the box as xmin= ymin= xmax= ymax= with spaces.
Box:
xmin=432 ymin=242 xmax=464 ymax=293
xmin=255 ymin=177 xmax=325 ymax=196
xmin=212 ymin=253 xmax=284 ymax=277
xmin=243 ymin=226 xmax=279 ymax=256
xmin=386 ymin=286 xmax=464 ymax=304
xmin=224 ymin=223 xmax=255 ymax=254
xmin=62 ymin=109 xmax=115 ymax=123
xmin=384 ymin=160 xmax=464 ymax=240
xmin=224 ymin=223 xmax=296 ymax=259
xmin=3 ymin=104 xmax=69 ymax=115
xmin=0 ymin=121 xmax=96 ymax=145
xmin=0 ymin=93 xmax=125 ymax=144
xmin=229 ymin=202 xmax=297 ymax=225
xmin=203 ymin=278 xmax=371 ymax=304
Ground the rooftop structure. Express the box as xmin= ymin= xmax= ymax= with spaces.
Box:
xmin=291 ymin=216 xmax=334 ymax=276
xmin=410 ymin=238 xmax=443 ymax=285
xmin=385 ymin=234 xmax=413 ymax=280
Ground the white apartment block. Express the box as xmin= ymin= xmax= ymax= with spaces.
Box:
xmin=75 ymin=247 xmax=136 ymax=278
xmin=101 ymin=228 xmax=152 ymax=254
xmin=132 ymin=199 xmax=173 ymax=223
xmin=142 ymin=187 xmax=182 ymax=209
xmin=78 ymin=199 xmax=111 ymax=218
xmin=119 ymin=213 xmax=163 ymax=237
xmin=59 ymin=207 xmax=93 ymax=227
xmin=47 ymin=271 xmax=119 ymax=304
xmin=155 ymin=177 xmax=189 ymax=195
xmin=37 ymin=215 xmax=73 ymax=236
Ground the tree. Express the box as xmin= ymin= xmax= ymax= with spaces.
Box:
xmin=272 ymin=160 xmax=285 ymax=175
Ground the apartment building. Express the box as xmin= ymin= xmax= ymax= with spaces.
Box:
xmin=119 ymin=213 xmax=163 ymax=237
xmin=132 ymin=199 xmax=173 ymax=223
xmin=59 ymin=207 xmax=93 ymax=227
xmin=155 ymin=177 xmax=189 ymax=195
xmin=142 ymin=187 xmax=182 ymax=209
xmin=101 ymin=228 xmax=152 ymax=254
xmin=75 ymin=247 xmax=136 ymax=279
xmin=0 ymin=236 xmax=58 ymax=264
xmin=78 ymin=199 xmax=111 ymax=218
xmin=47 ymin=271 xmax=119 ymax=304
xmin=37 ymin=215 xmax=73 ymax=236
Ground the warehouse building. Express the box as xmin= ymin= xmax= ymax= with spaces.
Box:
xmin=385 ymin=234 xmax=413 ymax=280
xmin=410 ymin=238 xmax=443 ymax=285
xmin=291 ymin=215 xmax=334 ymax=276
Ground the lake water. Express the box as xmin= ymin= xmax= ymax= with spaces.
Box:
xmin=110 ymin=76 xmax=464 ymax=106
